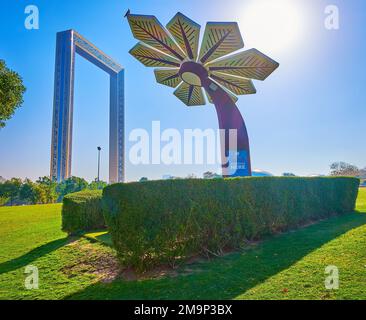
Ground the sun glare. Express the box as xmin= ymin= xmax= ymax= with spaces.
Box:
xmin=239 ymin=0 xmax=306 ymax=57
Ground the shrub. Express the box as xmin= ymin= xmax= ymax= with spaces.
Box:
xmin=62 ymin=190 xmax=104 ymax=235
xmin=103 ymin=177 xmax=359 ymax=271
xmin=0 ymin=196 xmax=9 ymax=206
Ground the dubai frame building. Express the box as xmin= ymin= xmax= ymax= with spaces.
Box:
xmin=50 ymin=30 xmax=125 ymax=184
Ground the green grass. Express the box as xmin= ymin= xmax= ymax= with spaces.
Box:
xmin=0 ymin=189 xmax=365 ymax=300
xmin=0 ymin=204 xmax=116 ymax=300
xmin=84 ymin=231 xmax=113 ymax=246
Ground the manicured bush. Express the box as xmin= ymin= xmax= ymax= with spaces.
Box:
xmin=62 ymin=190 xmax=105 ymax=235
xmin=103 ymin=177 xmax=359 ymax=271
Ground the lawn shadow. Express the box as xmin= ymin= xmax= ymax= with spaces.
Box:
xmin=66 ymin=212 xmax=366 ymax=300
xmin=0 ymin=237 xmax=71 ymax=275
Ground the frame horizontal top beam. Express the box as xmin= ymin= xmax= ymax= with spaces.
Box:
xmin=64 ymin=29 xmax=124 ymax=75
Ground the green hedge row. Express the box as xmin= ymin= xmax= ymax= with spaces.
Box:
xmin=103 ymin=177 xmax=359 ymax=271
xmin=62 ymin=190 xmax=105 ymax=235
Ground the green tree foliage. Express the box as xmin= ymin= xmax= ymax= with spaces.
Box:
xmin=18 ymin=178 xmax=55 ymax=205
xmin=36 ymin=176 xmax=58 ymax=203
xmin=89 ymin=180 xmax=108 ymax=190
xmin=30 ymin=184 xmax=47 ymax=204
xmin=283 ymin=172 xmax=296 ymax=177
xmin=19 ymin=179 xmax=36 ymax=203
xmin=0 ymin=178 xmax=22 ymax=205
xmin=0 ymin=196 xmax=8 ymax=206
xmin=203 ymin=171 xmax=222 ymax=179
xmin=0 ymin=60 xmax=26 ymax=128
xmin=56 ymin=176 xmax=89 ymax=201
xmin=0 ymin=176 xmax=105 ymax=206
xmin=358 ymin=168 xmax=366 ymax=179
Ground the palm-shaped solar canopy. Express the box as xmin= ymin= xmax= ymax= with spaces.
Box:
xmin=126 ymin=12 xmax=279 ymax=107
xmin=125 ymin=11 xmax=279 ymax=177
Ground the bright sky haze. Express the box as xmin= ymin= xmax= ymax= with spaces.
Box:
xmin=0 ymin=0 xmax=365 ymax=182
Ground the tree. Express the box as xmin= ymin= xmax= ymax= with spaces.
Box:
xmin=18 ymin=179 xmax=47 ymax=204
xmin=36 ymin=176 xmax=57 ymax=203
xmin=358 ymin=168 xmax=366 ymax=179
xmin=139 ymin=177 xmax=148 ymax=182
xmin=203 ymin=171 xmax=214 ymax=179
xmin=19 ymin=179 xmax=35 ymax=203
xmin=89 ymin=180 xmax=107 ymax=190
xmin=0 ymin=178 xmax=22 ymax=205
xmin=56 ymin=176 xmax=88 ymax=200
xmin=283 ymin=172 xmax=296 ymax=177
xmin=32 ymin=184 xmax=48 ymax=204
xmin=0 ymin=60 xmax=26 ymax=128
xmin=203 ymin=171 xmax=222 ymax=179
xmin=0 ymin=178 xmax=8 ymax=206
xmin=330 ymin=162 xmax=360 ymax=177
xmin=2 ymin=176 xmax=107 ymax=206
xmin=0 ymin=196 xmax=8 ymax=206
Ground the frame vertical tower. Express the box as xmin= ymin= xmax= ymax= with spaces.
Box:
xmin=50 ymin=30 xmax=125 ymax=184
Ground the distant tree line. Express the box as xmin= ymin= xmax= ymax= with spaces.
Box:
xmin=139 ymin=172 xmax=223 ymax=182
xmin=0 ymin=176 xmax=107 ymax=207
xmin=330 ymin=162 xmax=366 ymax=178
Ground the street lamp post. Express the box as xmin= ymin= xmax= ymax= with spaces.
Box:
xmin=97 ymin=146 xmax=101 ymax=182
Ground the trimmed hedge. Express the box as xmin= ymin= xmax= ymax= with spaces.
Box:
xmin=103 ymin=177 xmax=359 ymax=271
xmin=62 ymin=190 xmax=105 ymax=235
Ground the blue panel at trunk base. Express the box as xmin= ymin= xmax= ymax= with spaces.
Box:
xmin=227 ymin=150 xmax=250 ymax=177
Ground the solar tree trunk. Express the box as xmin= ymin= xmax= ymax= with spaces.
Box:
xmin=203 ymin=78 xmax=252 ymax=177
xmin=178 ymin=61 xmax=252 ymax=177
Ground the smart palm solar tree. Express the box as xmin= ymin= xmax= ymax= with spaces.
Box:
xmin=125 ymin=11 xmax=279 ymax=177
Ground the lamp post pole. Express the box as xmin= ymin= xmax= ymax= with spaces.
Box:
xmin=97 ymin=146 xmax=101 ymax=182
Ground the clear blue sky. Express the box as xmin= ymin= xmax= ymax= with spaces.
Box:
xmin=1 ymin=0 xmax=365 ymax=182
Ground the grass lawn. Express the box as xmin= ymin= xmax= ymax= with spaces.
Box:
xmin=0 ymin=189 xmax=365 ymax=300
